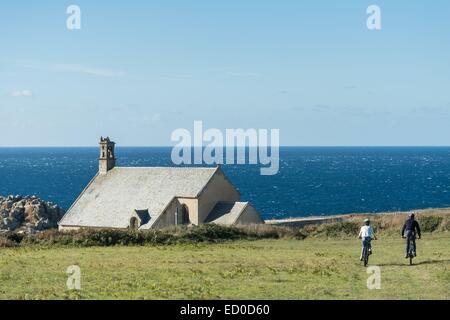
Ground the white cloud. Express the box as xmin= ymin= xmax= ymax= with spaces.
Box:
xmin=11 ymin=90 xmax=33 ymax=97
xmin=53 ymin=63 xmax=125 ymax=77
xmin=15 ymin=60 xmax=125 ymax=78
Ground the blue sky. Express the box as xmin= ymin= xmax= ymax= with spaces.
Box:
xmin=1 ymin=0 xmax=450 ymax=146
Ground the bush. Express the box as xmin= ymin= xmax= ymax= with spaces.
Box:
xmin=236 ymin=224 xmax=306 ymax=240
xmin=0 ymin=236 xmax=17 ymax=248
xmin=419 ymin=216 xmax=443 ymax=233
xmin=439 ymin=216 xmax=450 ymax=232
xmin=301 ymin=221 xmax=360 ymax=238
xmin=322 ymin=222 xmax=360 ymax=237
xmin=3 ymin=224 xmax=305 ymax=248
xmin=183 ymin=224 xmax=244 ymax=242
xmin=3 ymin=212 xmax=449 ymax=248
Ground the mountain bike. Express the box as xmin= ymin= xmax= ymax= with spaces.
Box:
xmin=361 ymin=238 xmax=372 ymax=267
xmin=405 ymin=233 xmax=419 ymax=266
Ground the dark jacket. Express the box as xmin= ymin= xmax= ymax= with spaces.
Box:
xmin=402 ymin=218 xmax=421 ymax=238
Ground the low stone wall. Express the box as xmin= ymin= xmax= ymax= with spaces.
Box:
xmin=266 ymin=216 xmax=346 ymax=228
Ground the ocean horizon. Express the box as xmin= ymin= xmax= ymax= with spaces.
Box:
xmin=1 ymin=146 xmax=450 ymax=220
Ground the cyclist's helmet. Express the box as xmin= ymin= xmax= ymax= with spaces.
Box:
xmin=364 ymin=218 xmax=370 ymax=225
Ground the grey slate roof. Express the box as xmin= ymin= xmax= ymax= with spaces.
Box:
xmin=205 ymin=201 xmax=249 ymax=225
xmin=59 ymin=167 xmax=217 ymax=229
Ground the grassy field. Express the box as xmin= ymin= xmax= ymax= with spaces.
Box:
xmin=1 ymin=232 xmax=449 ymax=300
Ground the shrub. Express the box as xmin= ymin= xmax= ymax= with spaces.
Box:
xmin=419 ymin=216 xmax=443 ymax=233
xmin=4 ymin=224 xmax=303 ymax=248
xmin=183 ymin=224 xmax=244 ymax=242
xmin=3 ymin=212 xmax=449 ymax=248
xmin=0 ymin=235 xmax=17 ymax=248
xmin=302 ymin=221 xmax=360 ymax=238
xmin=0 ymin=232 xmax=25 ymax=247
xmin=439 ymin=217 xmax=450 ymax=232
xmin=236 ymin=224 xmax=306 ymax=240
xmin=6 ymin=232 xmax=25 ymax=244
xmin=323 ymin=222 xmax=360 ymax=237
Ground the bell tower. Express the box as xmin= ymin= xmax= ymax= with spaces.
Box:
xmin=99 ymin=136 xmax=116 ymax=174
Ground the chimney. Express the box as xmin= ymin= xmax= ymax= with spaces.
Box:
xmin=99 ymin=136 xmax=116 ymax=174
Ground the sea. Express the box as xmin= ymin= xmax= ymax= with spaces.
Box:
xmin=1 ymin=147 xmax=450 ymax=220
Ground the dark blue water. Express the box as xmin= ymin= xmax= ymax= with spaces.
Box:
xmin=1 ymin=147 xmax=450 ymax=220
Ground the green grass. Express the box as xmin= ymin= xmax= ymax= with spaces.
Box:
xmin=1 ymin=232 xmax=449 ymax=300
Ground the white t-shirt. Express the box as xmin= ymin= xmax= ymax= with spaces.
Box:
xmin=359 ymin=225 xmax=374 ymax=238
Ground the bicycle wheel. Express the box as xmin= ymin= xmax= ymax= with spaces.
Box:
xmin=408 ymin=241 xmax=414 ymax=266
xmin=409 ymin=240 xmax=414 ymax=265
xmin=364 ymin=247 xmax=369 ymax=267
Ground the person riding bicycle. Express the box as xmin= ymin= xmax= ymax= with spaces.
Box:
xmin=358 ymin=218 xmax=377 ymax=261
xmin=402 ymin=213 xmax=421 ymax=258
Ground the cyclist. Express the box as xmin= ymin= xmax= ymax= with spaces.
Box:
xmin=358 ymin=218 xmax=377 ymax=261
xmin=402 ymin=213 xmax=421 ymax=258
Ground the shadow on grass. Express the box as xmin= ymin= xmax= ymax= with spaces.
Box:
xmin=377 ymin=259 xmax=450 ymax=267
xmin=414 ymin=259 xmax=450 ymax=266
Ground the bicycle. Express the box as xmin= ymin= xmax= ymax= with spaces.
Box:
xmin=361 ymin=238 xmax=372 ymax=267
xmin=404 ymin=233 xmax=420 ymax=266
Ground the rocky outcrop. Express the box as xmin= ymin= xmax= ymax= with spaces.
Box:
xmin=0 ymin=195 xmax=65 ymax=233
